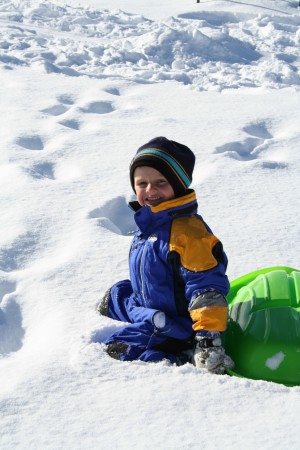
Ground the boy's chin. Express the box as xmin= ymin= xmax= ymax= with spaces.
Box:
xmin=143 ymin=197 xmax=164 ymax=207
xmin=144 ymin=201 xmax=162 ymax=207
xmin=144 ymin=197 xmax=172 ymax=207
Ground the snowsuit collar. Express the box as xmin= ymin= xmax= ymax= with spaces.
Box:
xmin=129 ymin=189 xmax=198 ymax=234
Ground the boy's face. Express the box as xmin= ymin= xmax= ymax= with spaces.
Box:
xmin=134 ymin=166 xmax=175 ymax=207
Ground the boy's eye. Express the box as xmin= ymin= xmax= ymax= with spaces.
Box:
xmin=136 ymin=181 xmax=147 ymax=188
xmin=157 ymin=180 xmax=167 ymax=186
xmin=135 ymin=179 xmax=169 ymax=188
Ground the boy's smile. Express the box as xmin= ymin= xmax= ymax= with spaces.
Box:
xmin=134 ymin=166 xmax=175 ymax=207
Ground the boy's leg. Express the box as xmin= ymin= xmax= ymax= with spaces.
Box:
xmin=104 ymin=320 xmax=155 ymax=361
xmin=97 ymin=280 xmax=133 ymax=323
xmin=98 ymin=280 xmax=160 ymax=325
xmin=104 ymin=319 xmax=193 ymax=364
xmin=138 ymin=349 xmax=177 ymax=364
xmin=99 ymin=287 xmax=194 ymax=363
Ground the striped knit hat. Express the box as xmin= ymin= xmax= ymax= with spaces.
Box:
xmin=130 ymin=137 xmax=195 ymax=196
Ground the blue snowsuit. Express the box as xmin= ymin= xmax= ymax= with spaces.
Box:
xmin=104 ymin=190 xmax=230 ymax=363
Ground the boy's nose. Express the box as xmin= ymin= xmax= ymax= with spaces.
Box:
xmin=146 ymin=183 xmax=156 ymax=193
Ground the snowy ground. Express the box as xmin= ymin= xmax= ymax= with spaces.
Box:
xmin=0 ymin=1 xmax=300 ymax=449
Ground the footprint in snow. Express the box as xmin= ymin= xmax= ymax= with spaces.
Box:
xmin=28 ymin=162 xmax=55 ymax=180
xmin=242 ymin=122 xmax=273 ymax=140
xmin=215 ymin=137 xmax=263 ymax=161
xmin=88 ymin=196 xmax=136 ymax=236
xmin=215 ymin=121 xmax=276 ymax=162
xmin=0 ymin=232 xmax=39 ymax=272
xmin=41 ymin=104 xmax=70 ymax=116
xmin=40 ymin=96 xmax=80 ymax=129
xmin=0 ymin=277 xmax=16 ymax=304
xmin=0 ymin=276 xmax=24 ymax=356
xmin=16 ymin=134 xmax=44 ymax=151
xmin=260 ymin=161 xmax=287 ymax=169
xmin=58 ymin=119 xmax=80 ymax=130
xmin=79 ymin=101 xmax=114 ymax=114
xmin=57 ymin=94 xmax=75 ymax=105
xmin=103 ymin=87 xmax=120 ymax=96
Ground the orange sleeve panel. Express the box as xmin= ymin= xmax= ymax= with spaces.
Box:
xmin=189 ymin=306 xmax=228 ymax=332
xmin=169 ymin=216 xmax=220 ymax=272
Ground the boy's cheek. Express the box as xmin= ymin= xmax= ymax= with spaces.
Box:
xmin=136 ymin=191 xmax=144 ymax=206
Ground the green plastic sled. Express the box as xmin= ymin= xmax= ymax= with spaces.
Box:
xmin=223 ymin=266 xmax=300 ymax=386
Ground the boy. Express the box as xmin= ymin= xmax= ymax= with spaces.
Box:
xmin=98 ymin=136 xmax=234 ymax=374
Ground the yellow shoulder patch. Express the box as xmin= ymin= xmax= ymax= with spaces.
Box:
xmin=169 ymin=216 xmax=220 ymax=272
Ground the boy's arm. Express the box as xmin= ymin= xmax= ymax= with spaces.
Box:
xmin=188 ymin=289 xmax=228 ymax=333
xmin=187 ymin=287 xmax=234 ymax=374
xmin=179 ymin=254 xmax=230 ymax=333
xmin=182 ymin=269 xmax=234 ymax=373
xmin=169 ymin=215 xmax=230 ymax=333
xmin=175 ymin=235 xmax=233 ymax=373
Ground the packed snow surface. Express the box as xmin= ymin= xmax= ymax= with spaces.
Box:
xmin=0 ymin=0 xmax=300 ymax=449
xmin=1 ymin=0 xmax=300 ymax=89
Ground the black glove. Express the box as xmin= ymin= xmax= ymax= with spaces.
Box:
xmin=193 ymin=331 xmax=234 ymax=374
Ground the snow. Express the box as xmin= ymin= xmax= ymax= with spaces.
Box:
xmin=0 ymin=0 xmax=300 ymax=448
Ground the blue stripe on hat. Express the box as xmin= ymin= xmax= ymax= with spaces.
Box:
xmin=133 ymin=148 xmax=191 ymax=187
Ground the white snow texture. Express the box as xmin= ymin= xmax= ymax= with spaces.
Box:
xmin=0 ymin=0 xmax=300 ymax=449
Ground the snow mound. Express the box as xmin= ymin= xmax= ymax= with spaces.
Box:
xmin=1 ymin=0 xmax=300 ymax=90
